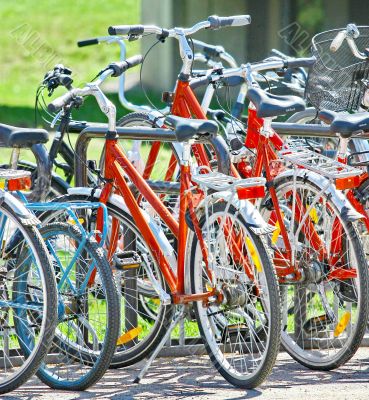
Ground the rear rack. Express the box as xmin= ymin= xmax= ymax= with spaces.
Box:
xmin=279 ymin=147 xmax=363 ymax=179
xmin=0 ymin=169 xmax=31 ymax=180
xmin=191 ymin=172 xmax=265 ymax=192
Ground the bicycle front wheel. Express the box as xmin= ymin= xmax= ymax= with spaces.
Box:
xmin=0 ymin=203 xmax=57 ymax=394
xmin=39 ymin=194 xmax=174 ymax=369
xmin=190 ymin=202 xmax=281 ymax=388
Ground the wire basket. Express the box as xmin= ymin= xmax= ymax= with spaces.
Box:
xmin=305 ymin=27 xmax=369 ymax=111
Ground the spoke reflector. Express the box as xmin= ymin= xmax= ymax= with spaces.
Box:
xmin=334 ymin=311 xmax=351 ymax=337
xmin=117 ymin=326 xmax=142 ymax=345
xmin=309 ymin=206 xmax=319 ymax=224
xmin=271 ymin=221 xmax=280 ymax=244
xmin=245 ymin=237 xmax=262 ymax=272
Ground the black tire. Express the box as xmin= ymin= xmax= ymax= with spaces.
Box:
xmin=262 ymin=175 xmax=369 ymax=370
xmin=35 ymin=223 xmax=120 ymax=390
xmin=190 ymin=202 xmax=281 ymax=388
xmin=0 ymin=203 xmax=57 ymax=394
xmin=39 ymin=194 xmax=174 ymax=369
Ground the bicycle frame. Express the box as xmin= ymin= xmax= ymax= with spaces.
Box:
xmin=97 ymin=134 xmax=216 ymax=304
xmin=141 ymin=80 xmax=239 ymax=181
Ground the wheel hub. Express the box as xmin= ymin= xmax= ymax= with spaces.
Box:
xmin=221 ymin=281 xmax=248 ymax=307
xmin=298 ymin=254 xmax=325 ymax=284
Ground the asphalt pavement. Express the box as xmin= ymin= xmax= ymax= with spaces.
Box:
xmin=3 ymin=348 xmax=369 ymax=400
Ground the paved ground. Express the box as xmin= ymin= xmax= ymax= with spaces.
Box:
xmin=4 ymin=348 xmax=369 ymax=400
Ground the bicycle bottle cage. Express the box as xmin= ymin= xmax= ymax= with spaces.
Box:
xmin=0 ymin=169 xmax=32 ymax=191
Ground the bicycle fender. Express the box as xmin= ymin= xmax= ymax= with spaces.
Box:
xmin=0 ymin=190 xmax=40 ymax=225
xmin=274 ymin=169 xmax=364 ymax=222
xmin=198 ymin=191 xmax=275 ymax=235
xmin=67 ymin=187 xmax=177 ymax=270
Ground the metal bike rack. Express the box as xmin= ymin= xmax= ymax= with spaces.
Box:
xmin=73 ymin=122 xmax=369 ymax=356
xmin=272 ymin=122 xmax=369 ymax=139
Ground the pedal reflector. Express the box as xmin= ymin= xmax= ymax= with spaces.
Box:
xmin=113 ymin=251 xmax=142 ymax=270
xmin=334 ymin=311 xmax=351 ymax=337
xmin=117 ymin=326 xmax=142 ymax=345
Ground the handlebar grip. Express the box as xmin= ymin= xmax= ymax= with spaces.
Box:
xmin=108 ymin=55 xmax=143 ymax=77
xmin=207 ymin=15 xmax=251 ymax=30
xmin=108 ymin=24 xmax=144 ymax=36
xmin=285 ymin=57 xmax=316 ymax=69
xmin=77 ymin=38 xmax=99 ymax=47
xmin=48 ymin=91 xmax=74 ymax=113
xmin=330 ymin=30 xmax=347 ymax=52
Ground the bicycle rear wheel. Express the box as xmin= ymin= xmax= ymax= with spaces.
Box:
xmin=190 ymin=202 xmax=281 ymax=388
xmin=262 ymin=175 xmax=369 ymax=369
xmin=35 ymin=223 xmax=120 ymax=390
xmin=0 ymin=203 xmax=57 ymax=394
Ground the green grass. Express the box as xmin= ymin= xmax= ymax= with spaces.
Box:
xmin=0 ymin=1 xmax=140 ymax=107
xmin=0 ymin=1 xmax=165 ymax=127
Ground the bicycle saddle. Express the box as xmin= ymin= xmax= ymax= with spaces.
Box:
xmin=165 ymin=115 xmax=218 ymax=142
xmin=318 ymin=110 xmax=369 ymax=138
xmin=0 ymin=123 xmax=49 ymax=148
xmin=247 ymin=87 xmax=305 ymax=118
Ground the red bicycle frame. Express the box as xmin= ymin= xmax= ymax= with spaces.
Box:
xmin=141 ymin=80 xmax=239 ymax=181
xmin=94 ymin=130 xmax=258 ymax=304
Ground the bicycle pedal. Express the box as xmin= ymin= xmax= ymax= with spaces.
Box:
xmin=303 ymin=314 xmax=333 ymax=334
xmin=113 ymin=251 xmax=142 ymax=271
xmin=338 ymin=279 xmax=357 ymax=303
xmin=221 ymin=324 xmax=248 ymax=342
xmin=64 ymin=299 xmax=78 ymax=315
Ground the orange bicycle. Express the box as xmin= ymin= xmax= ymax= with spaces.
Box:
xmin=45 ymin=54 xmax=281 ymax=388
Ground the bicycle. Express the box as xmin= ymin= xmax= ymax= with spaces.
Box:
xmin=1 ymin=124 xmax=121 ymax=390
xmin=108 ymin=18 xmax=369 ymax=370
xmin=0 ymin=166 xmax=57 ymax=393
xmin=44 ymin=43 xmax=282 ymax=388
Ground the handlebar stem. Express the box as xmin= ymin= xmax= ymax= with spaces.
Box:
xmin=175 ymin=28 xmax=195 ymax=78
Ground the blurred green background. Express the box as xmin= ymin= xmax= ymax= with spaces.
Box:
xmin=0 ymin=0 xmax=142 ymax=126
xmin=0 ymin=0 xmax=368 ymax=127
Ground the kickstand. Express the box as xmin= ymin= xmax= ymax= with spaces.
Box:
xmin=133 ymin=306 xmax=185 ymax=383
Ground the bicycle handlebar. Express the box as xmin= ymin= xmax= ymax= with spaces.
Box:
xmin=48 ymin=91 xmax=76 ymax=113
xmin=77 ymin=38 xmax=99 ymax=47
xmin=207 ymin=15 xmax=251 ymax=29
xmin=284 ymin=57 xmax=316 ymax=69
xmin=48 ymin=55 xmax=143 ymax=113
xmin=193 ymin=39 xmax=225 ymax=58
xmin=329 ymin=24 xmax=367 ymax=59
xmin=108 ymin=15 xmax=251 ymax=38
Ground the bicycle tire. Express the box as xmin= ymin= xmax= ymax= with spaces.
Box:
xmin=262 ymin=175 xmax=369 ymax=370
xmin=35 ymin=222 xmax=120 ymax=390
xmin=0 ymin=203 xmax=57 ymax=394
xmin=190 ymin=202 xmax=281 ymax=388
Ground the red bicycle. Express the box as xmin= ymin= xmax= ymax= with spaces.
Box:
xmin=108 ymin=21 xmax=369 ymax=370
xmin=45 ymin=54 xmax=281 ymax=388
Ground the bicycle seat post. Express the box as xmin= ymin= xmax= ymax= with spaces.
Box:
xmin=10 ymin=148 xmax=20 ymax=169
